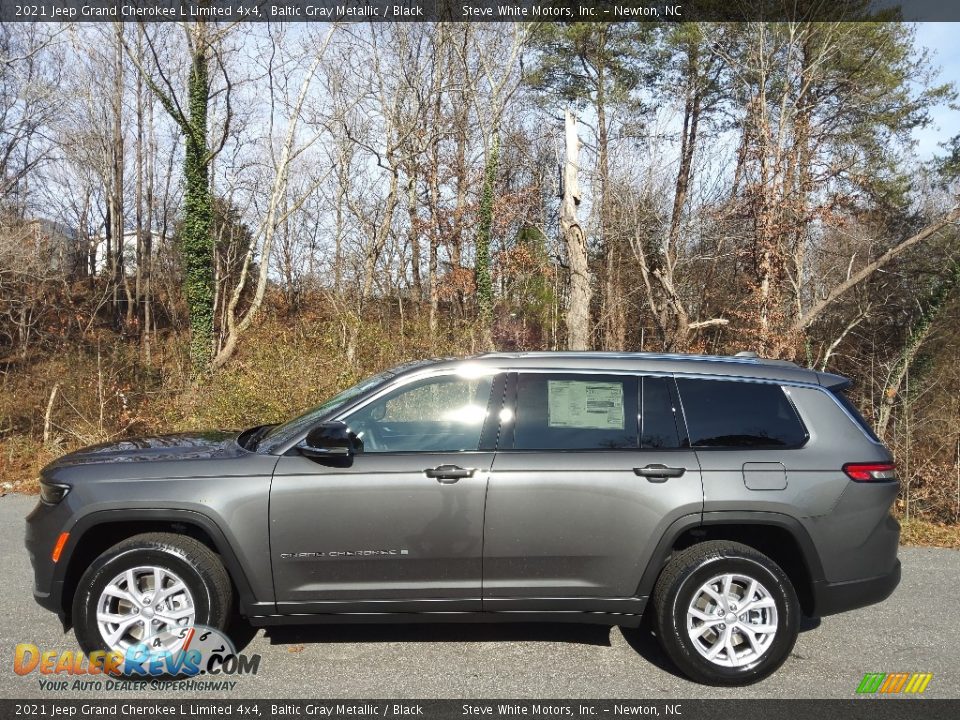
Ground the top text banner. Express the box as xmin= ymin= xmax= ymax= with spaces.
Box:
xmin=2 ymin=0 xmax=958 ymax=23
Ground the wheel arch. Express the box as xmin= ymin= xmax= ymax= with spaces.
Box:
xmin=637 ymin=512 xmax=825 ymax=617
xmin=57 ymin=509 xmax=259 ymax=626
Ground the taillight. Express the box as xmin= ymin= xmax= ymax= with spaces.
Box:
xmin=843 ymin=462 xmax=897 ymax=482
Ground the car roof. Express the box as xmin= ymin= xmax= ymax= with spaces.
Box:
xmin=410 ymin=351 xmax=841 ymax=386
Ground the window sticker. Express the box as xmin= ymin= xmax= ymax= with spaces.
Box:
xmin=547 ymin=380 xmax=624 ymax=430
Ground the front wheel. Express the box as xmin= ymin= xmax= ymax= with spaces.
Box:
xmin=652 ymin=540 xmax=799 ymax=685
xmin=72 ymin=532 xmax=233 ymax=656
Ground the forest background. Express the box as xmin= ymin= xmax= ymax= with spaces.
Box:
xmin=1 ymin=19 xmax=959 ymax=544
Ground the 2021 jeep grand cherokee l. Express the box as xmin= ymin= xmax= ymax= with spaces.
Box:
xmin=26 ymin=351 xmax=901 ymax=685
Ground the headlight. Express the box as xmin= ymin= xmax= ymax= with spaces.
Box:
xmin=39 ymin=481 xmax=70 ymax=505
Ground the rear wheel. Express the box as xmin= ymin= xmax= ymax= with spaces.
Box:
xmin=72 ymin=532 xmax=233 ymax=656
xmin=652 ymin=540 xmax=799 ymax=685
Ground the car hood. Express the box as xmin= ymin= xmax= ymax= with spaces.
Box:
xmin=44 ymin=431 xmax=241 ymax=468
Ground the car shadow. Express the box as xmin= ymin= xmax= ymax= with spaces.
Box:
xmin=259 ymin=621 xmax=614 ymax=648
xmin=253 ymin=618 xmax=688 ymax=679
xmin=800 ymin=616 xmax=822 ymax=632
xmin=227 ymin=614 xmax=822 ymax=678
xmin=228 ymin=616 xmax=685 ymax=675
xmin=618 ymin=615 xmax=686 ymax=679
xmin=226 ymin=614 xmax=261 ymax=652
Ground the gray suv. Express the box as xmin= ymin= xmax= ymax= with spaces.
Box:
xmin=26 ymin=352 xmax=900 ymax=685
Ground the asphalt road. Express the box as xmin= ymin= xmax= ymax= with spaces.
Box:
xmin=1 ymin=492 xmax=957 ymax=700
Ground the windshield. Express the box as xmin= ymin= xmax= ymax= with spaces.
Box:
xmin=258 ymin=370 xmax=397 ymax=447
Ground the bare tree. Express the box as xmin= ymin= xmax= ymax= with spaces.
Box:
xmin=213 ymin=25 xmax=338 ymax=369
xmin=122 ymin=21 xmax=237 ymax=374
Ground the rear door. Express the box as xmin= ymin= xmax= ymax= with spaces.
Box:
xmin=482 ymin=372 xmax=703 ymax=611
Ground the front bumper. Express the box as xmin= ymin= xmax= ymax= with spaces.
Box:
xmin=812 ymin=559 xmax=901 ymax=617
xmin=25 ymin=499 xmax=70 ymax=624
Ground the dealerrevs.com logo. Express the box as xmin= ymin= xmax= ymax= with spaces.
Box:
xmin=14 ymin=625 xmax=261 ymax=691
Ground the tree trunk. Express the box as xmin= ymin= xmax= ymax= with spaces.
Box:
xmin=112 ymin=25 xmax=133 ymax=328
xmin=181 ymin=25 xmax=215 ymax=374
xmin=595 ymin=62 xmax=613 ymax=351
xmin=142 ymin=81 xmax=155 ymax=364
xmin=475 ymin=133 xmax=499 ymax=351
xmin=406 ymin=168 xmax=422 ymax=300
xmin=135 ymin=62 xmax=144 ymax=347
xmin=662 ymin=49 xmax=703 ymax=352
xmin=562 ymin=111 xmax=592 ymax=350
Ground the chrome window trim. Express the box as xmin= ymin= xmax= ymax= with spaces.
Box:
xmin=272 ymin=362 xmax=882 ymax=453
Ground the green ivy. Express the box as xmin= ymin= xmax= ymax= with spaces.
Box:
xmin=181 ymin=45 xmax=214 ymax=376
xmin=475 ymin=133 xmax=499 ymax=346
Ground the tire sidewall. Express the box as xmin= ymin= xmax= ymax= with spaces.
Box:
xmin=73 ymin=544 xmax=216 ymax=656
xmin=664 ymin=554 xmax=798 ymax=685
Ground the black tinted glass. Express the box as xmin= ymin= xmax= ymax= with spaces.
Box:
xmin=676 ymin=378 xmax=807 ymax=449
xmin=641 ymin=376 xmax=683 ymax=449
xmin=514 ymin=374 xmax=639 ymax=450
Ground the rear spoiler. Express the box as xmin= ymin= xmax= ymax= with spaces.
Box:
xmin=815 ymin=372 xmax=852 ymax=390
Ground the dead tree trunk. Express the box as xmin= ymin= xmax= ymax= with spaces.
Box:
xmin=562 ymin=111 xmax=592 ymax=351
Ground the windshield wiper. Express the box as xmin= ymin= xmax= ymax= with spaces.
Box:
xmin=238 ymin=424 xmax=277 ymax=451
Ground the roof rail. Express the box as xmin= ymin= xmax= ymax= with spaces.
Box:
xmin=466 ymin=350 xmax=802 ymax=367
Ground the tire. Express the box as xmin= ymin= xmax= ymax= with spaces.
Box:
xmin=72 ymin=532 xmax=233 ymax=656
xmin=652 ymin=540 xmax=799 ymax=686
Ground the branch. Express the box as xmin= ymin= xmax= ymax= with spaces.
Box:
xmin=204 ymin=42 xmax=234 ymax=165
xmin=819 ymin=306 xmax=869 ymax=372
xmin=688 ymin=318 xmax=730 ymax=330
xmin=792 ymin=208 xmax=960 ymax=333
xmin=121 ymin=24 xmax=189 ymax=130
xmin=43 ymin=383 xmax=60 ymax=446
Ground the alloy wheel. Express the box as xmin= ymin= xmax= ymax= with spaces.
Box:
xmin=95 ymin=565 xmax=196 ymax=652
xmin=685 ymin=572 xmax=779 ymax=668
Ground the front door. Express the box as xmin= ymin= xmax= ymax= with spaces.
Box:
xmin=482 ymin=372 xmax=703 ymax=613
xmin=270 ymin=371 xmax=502 ymax=613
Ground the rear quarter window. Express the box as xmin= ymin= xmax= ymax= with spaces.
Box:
xmin=675 ymin=378 xmax=808 ymax=449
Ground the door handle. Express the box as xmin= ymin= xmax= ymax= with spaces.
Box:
xmin=634 ymin=464 xmax=686 ymax=482
xmin=424 ymin=465 xmax=475 ymax=483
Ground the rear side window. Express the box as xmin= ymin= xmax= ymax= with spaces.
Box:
xmin=675 ymin=378 xmax=807 ymax=449
xmin=830 ymin=390 xmax=881 ymax=443
xmin=513 ymin=374 xmax=639 ymax=450
xmin=641 ymin=376 xmax=684 ymax=449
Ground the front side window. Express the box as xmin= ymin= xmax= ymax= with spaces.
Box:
xmin=343 ymin=374 xmax=494 ymax=453
xmin=675 ymin=378 xmax=807 ymax=449
xmin=513 ymin=374 xmax=639 ymax=450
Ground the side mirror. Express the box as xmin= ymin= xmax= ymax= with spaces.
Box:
xmin=300 ymin=421 xmax=361 ymax=460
